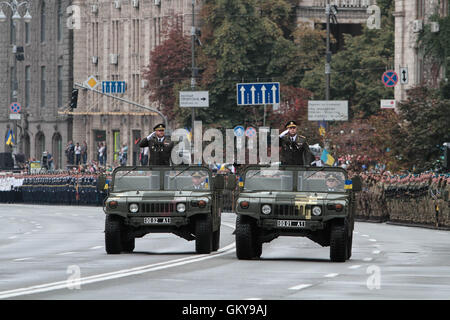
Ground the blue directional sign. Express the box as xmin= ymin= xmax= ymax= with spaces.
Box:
xmin=102 ymin=81 xmax=126 ymax=94
xmin=237 ymin=82 xmax=280 ymax=106
xmin=234 ymin=126 xmax=245 ymax=137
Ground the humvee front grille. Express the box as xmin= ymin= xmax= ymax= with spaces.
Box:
xmin=273 ymin=204 xmax=304 ymax=216
xmin=140 ymin=203 xmax=175 ymax=214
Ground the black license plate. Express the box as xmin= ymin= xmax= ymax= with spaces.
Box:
xmin=143 ymin=217 xmax=172 ymax=224
xmin=277 ymin=220 xmax=306 ymax=228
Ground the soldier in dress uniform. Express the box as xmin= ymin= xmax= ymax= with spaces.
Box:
xmin=139 ymin=123 xmax=174 ymax=165
xmin=192 ymin=171 xmax=207 ymax=190
xmin=279 ymin=121 xmax=313 ymax=166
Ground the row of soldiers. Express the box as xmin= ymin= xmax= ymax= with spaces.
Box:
xmin=0 ymin=172 xmax=110 ymax=206
xmin=357 ymin=172 xmax=450 ymax=227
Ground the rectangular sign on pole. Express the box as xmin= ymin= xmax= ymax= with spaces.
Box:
xmin=237 ymin=82 xmax=280 ymax=106
xmin=9 ymin=114 xmax=21 ymax=120
xmin=179 ymin=91 xmax=209 ymax=107
xmin=102 ymin=81 xmax=126 ymax=94
xmin=308 ymin=101 xmax=348 ymax=121
xmin=380 ymin=99 xmax=396 ymax=109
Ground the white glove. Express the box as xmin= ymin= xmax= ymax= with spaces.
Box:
xmin=279 ymin=129 xmax=289 ymax=138
xmin=147 ymin=131 xmax=156 ymax=141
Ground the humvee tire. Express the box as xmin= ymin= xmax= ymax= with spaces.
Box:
xmin=121 ymin=226 xmax=135 ymax=253
xmin=330 ymin=223 xmax=348 ymax=262
xmin=195 ymin=216 xmax=213 ymax=254
xmin=236 ymin=215 xmax=260 ymax=260
xmin=347 ymin=232 xmax=353 ymax=260
xmin=212 ymin=229 xmax=220 ymax=252
xmin=105 ymin=215 xmax=123 ymax=254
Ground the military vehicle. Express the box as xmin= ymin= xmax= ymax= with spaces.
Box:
xmin=234 ymin=165 xmax=361 ymax=262
xmin=102 ymin=165 xmax=234 ymax=254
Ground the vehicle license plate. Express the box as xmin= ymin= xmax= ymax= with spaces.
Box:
xmin=277 ymin=220 xmax=305 ymax=228
xmin=143 ymin=217 xmax=171 ymax=224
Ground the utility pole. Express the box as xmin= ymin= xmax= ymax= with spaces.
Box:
xmin=191 ymin=0 xmax=196 ymax=137
xmin=325 ymin=0 xmax=331 ymax=101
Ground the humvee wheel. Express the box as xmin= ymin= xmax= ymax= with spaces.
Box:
xmin=330 ymin=223 xmax=348 ymax=262
xmin=236 ymin=215 xmax=260 ymax=260
xmin=121 ymin=226 xmax=135 ymax=253
xmin=212 ymin=229 xmax=220 ymax=252
xmin=105 ymin=215 xmax=123 ymax=254
xmin=195 ymin=216 xmax=213 ymax=254
xmin=347 ymin=232 xmax=353 ymax=260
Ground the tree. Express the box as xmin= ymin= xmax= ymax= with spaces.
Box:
xmin=142 ymin=26 xmax=191 ymax=121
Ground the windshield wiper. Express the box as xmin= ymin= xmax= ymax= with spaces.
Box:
xmin=304 ymin=167 xmax=325 ymax=180
xmin=171 ymin=166 xmax=191 ymax=179
xmin=119 ymin=166 xmax=138 ymax=178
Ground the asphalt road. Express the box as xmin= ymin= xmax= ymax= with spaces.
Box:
xmin=0 ymin=204 xmax=449 ymax=300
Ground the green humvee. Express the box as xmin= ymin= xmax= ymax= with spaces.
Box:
xmin=102 ymin=165 xmax=234 ymax=254
xmin=234 ymin=165 xmax=362 ymax=262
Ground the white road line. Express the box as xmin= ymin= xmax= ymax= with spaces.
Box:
xmin=0 ymin=221 xmax=237 ymax=300
xmin=361 ymin=234 xmax=369 ymax=237
xmin=372 ymin=250 xmax=381 ymax=254
xmin=8 ymin=236 xmax=18 ymax=240
xmin=289 ymin=284 xmax=312 ymax=291
xmin=363 ymin=257 xmax=373 ymax=262
xmin=324 ymin=273 xmax=339 ymax=278
xmin=369 ymin=239 xmax=377 ymax=242
xmin=57 ymin=252 xmax=77 ymax=256
xmin=24 ymin=232 xmax=31 ymax=235
xmin=90 ymin=246 xmax=103 ymax=250
xmin=13 ymin=258 xmax=33 ymax=262
xmin=245 ymin=298 xmax=263 ymax=300
xmin=349 ymin=265 xmax=361 ymax=269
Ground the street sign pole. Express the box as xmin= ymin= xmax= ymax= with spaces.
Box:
xmin=191 ymin=0 xmax=196 ymax=145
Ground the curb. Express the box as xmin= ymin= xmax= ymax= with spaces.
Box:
xmin=386 ymin=221 xmax=450 ymax=231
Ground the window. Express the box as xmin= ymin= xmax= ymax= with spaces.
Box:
xmin=416 ymin=0 xmax=425 ymax=19
xmin=57 ymin=0 xmax=63 ymax=41
xmin=10 ymin=19 xmax=16 ymax=45
xmin=57 ymin=66 xmax=63 ymax=107
xmin=41 ymin=66 xmax=46 ymax=108
xmin=25 ymin=66 xmax=31 ymax=108
xmin=41 ymin=1 xmax=46 ymax=42
xmin=25 ymin=22 xmax=30 ymax=44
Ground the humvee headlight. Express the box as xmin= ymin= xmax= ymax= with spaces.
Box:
xmin=177 ymin=203 xmax=186 ymax=213
xmin=312 ymin=206 xmax=322 ymax=216
xmin=129 ymin=203 xmax=139 ymax=213
xmin=261 ymin=204 xmax=272 ymax=215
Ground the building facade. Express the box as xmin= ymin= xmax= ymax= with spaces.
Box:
xmin=71 ymin=0 xmax=198 ymax=167
xmin=394 ymin=0 xmax=448 ymax=102
xmin=0 ymin=0 xmax=73 ymax=169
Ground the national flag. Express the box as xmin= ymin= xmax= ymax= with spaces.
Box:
xmin=318 ymin=121 xmax=326 ymax=137
xmin=238 ymin=176 xmax=244 ymax=187
xmin=320 ymin=149 xmax=335 ymax=166
xmin=6 ymin=130 xmax=15 ymax=146
xmin=344 ymin=180 xmax=353 ymax=190
xmin=104 ymin=179 xmax=110 ymax=190
xmin=205 ymin=177 xmax=209 ymax=189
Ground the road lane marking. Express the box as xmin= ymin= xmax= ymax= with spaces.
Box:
xmin=324 ymin=273 xmax=339 ymax=278
xmin=363 ymin=257 xmax=373 ymax=262
xmin=0 ymin=222 xmax=237 ymax=299
xmin=348 ymin=265 xmax=361 ymax=269
xmin=90 ymin=246 xmax=103 ymax=250
xmin=8 ymin=236 xmax=18 ymax=240
xmin=372 ymin=250 xmax=381 ymax=254
xmin=361 ymin=234 xmax=369 ymax=237
xmin=369 ymin=239 xmax=377 ymax=242
xmin=289 ymin=284 xmax=312 ymax=290
xmin=57 ymin=252 xmax=77 ymax=255
xmin=13 ymin=258 xmax=33 ymax=262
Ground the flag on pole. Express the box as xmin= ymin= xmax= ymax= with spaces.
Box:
xmin=5 ymin=130 xmax=15 ymax=146
xmin=320 ymin=149 xmax=335 ymax=166
xmin=318 ymin=121 xmax=326 ymax=137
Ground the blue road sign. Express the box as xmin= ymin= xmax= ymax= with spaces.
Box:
xmin=237 ymin=82 xmax=280 ymax=106
xmin=381 ymin=70 xmax=398 ymax=88
xmin=102 ymin=81 xmax=126 ymax=94
xmin=234 ymin=126 xmax=245 ymax=137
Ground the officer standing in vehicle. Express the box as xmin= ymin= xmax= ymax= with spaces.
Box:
xmin=139 ymin=123 xmax=174 ymax=165
xmin=279 ymin=120 xmax=313 ymax=165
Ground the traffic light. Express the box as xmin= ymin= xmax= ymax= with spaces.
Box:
xmin=70 ymin=89 xmax=78 ymax=109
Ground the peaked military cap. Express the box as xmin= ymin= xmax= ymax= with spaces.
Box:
xmin=153 ymin=123 xmax=165 ymax=131
xmin=326 ymin=173 xmax=339 ymax=181
xmin=192 ymin=171 xmax=203 ymax=178
xmin=285 ymin=120 xmax=297 ymax=128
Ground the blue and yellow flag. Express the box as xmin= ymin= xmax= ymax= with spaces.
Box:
xmin=318 ymin=121 xmax=326 ymax=137
xmin=5 ymin=130 xmax=15 ymax=146
xmin=320 ymin=149 xmax=335 ymax=166
xmin=104 ymin=179 xmax=110 ymax=190
xmin=344 ymin=180 xmax=353 ymax=190
xmin=238 ymin=176 xmax=244 ymax=187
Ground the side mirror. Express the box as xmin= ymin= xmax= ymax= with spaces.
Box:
xmin=352 ymin=176 xmax=362 ymax=192
xmin=226 ymin=174 xmax=237 ymax=190
xmin=214 ymin=175 xmax=225 ymax=190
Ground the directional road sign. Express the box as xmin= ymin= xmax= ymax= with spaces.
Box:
xmin=179 ymin=91 xmax=209 ymax=107
xmin=381 ymin=70 xmax=398 ymax=87
xmin=237 ymin=82 xmax=280 ymax=106
xmin=10 ymin=102 xmax=21 ymax=113
xmin=400 ymin=67 xmax=408 ymax=84
xmin=102 ymin=81 xmax=126 ymax=94
xmin=234 ymin=126 xmax=245 ymax=137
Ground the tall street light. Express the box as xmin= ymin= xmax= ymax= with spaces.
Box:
xmin=0 ymin=0 xmax=32 ymax=162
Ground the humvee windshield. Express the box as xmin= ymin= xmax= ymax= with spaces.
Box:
xmin=298 ymin=171 xmax=346 ymax=192
xmin=113 ymin=170 xmax=160 ymax=192
xmin=244 ymin=170 xmax=294 ymax=191
xmin=164 ymin=169 xmax=210 ymax=191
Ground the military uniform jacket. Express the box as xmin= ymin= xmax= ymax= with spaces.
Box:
xmin=139 ymin=135 xmax=174 ymax=165
xmin=279 ymin=134 xmax=313 ymax=166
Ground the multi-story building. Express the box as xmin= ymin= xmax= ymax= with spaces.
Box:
xmin=0 ymin=0 xmax=73 ymax=169
xmin=70 ymin=0 xmax=197 ymax=166
xmin=394 ymin=0 xmax=448 ymax=102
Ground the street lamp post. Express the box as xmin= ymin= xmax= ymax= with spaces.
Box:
xmin=0 ymin=0 xmax=32 ymax=164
